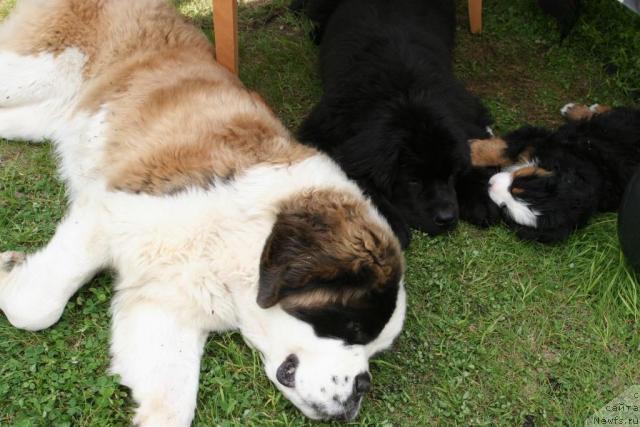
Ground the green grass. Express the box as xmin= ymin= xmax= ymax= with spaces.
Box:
xmin=1 ymin=0 xmax=640 ymax=425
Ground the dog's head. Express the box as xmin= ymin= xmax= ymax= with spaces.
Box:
xmin=377 ymin=90 xmax=489 ymax=235
xmin=387 ymin=100 xmax=479 ymax=236
xmin=488 ymin=162 xmax=599 ymax=242
xmin=243 ymin=189 xmax=405 ymax=421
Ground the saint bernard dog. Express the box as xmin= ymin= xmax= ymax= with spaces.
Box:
xmin=0 ymin=0 xmax=406 ymax=424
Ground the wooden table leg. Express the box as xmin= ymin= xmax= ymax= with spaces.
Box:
xmin=468 ymin=0 xmax=482 ymax=34
xmin=212 ymin=0 xmax=239 ymax=74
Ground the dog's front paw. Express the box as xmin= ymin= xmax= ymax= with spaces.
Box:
xmin=589 ymin=103 xmax=612 ymax=115
xmin=460 ymin=198 xmax=501 ymax=228
xmin=560 ymin=103 xmax=593 ymax=121
xmin=0 ymin=251 xmax=25 ymax=278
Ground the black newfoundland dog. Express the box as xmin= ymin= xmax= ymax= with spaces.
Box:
xmin=292 ymin=0 xmax=498 ymax=248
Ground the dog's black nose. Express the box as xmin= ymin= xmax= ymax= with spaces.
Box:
xmin=354 ymin=372 xmax=372 ymax=395
xmin=434 ymin=208 xmax=457 ymax=227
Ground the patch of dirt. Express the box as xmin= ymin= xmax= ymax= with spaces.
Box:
xmin=239 ymin=1 xmax=297 ymax=34
xmin=453 ymin=26 xmax=599 ymax=129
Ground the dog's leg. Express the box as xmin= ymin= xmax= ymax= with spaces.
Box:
xmin=589 ymin=103 xmax=612 ymax=115
xmin=0 ymin=201 xmax=108 ymax=330
xmin=110 ymin=298 xmax=207 ymax=427
xmin=560 ymin=103 xmax=612 ymax=121
xmin=457 ymin=167 xmax=501 ymax=228
xmin=560 ymin=103 xmax=593 ymax=121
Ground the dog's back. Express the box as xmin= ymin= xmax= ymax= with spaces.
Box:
xmin=2 ymin=0 xmax=314 ymax=196
xmin=557 ymin=107 xmax=640 ymax=207
xmin=296 ymin=0 xmax=494 ymax=245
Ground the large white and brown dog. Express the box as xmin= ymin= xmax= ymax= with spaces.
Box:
xmin=0 ymin=0 xmax=406 ymax=424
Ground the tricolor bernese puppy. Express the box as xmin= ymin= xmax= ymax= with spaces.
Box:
xmin=291 ymin=0 xmax=498 ymax=248
xmin=470 ymin=103 xmax=640 ymax=242
xmin=0 ymin=0 xmax=406 ymax=423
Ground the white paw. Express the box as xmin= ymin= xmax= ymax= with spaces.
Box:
xmin=589 ymin=103 xmax=600 ymax=112
xmin=485 ymin=126 xmax=495 ymax=137
xmin=560 ymin=102 xmax=576 ymax=117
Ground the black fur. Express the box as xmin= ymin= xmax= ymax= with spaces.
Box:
xmin=536 ymin=0 xmax=580 ymax=39
xmin=293 ymin=0 xmax=497 ymax=248
xmin=495 ymin=106 xmax=640 ymax=242
xmin=287 ymin=279 xmax=399 ymax=345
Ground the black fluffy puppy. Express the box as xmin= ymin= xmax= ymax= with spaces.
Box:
xmin=471 ymin=103 xmax=640 ymax=242
xmin=292 ymin=0 xmax=497 ymax=248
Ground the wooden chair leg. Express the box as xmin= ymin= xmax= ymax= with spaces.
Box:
xmin=468 ymin=0 xmax=483 ymax=34
xmin=212 ymin=0 xmax=239 ymax=74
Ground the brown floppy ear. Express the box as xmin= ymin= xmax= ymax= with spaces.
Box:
xmin=258 ymin=190 xmax=404 ymax=309
xmin=257 ymin=211 xmax=331 ymax=308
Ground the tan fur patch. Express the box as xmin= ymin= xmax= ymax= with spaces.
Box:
xmin=104 ymin=76 xmax=315 ymax=194
xmin=470 ymin=137 xmax=511 ymax=167
xmin=510 ymin=187 xmax=525 ymax=195
xmin=564 ymin=104 xmax=594 ymax=121
xmin=0 ymin=0 xmax=102 ymax=59
xmin=591 ymin=104 xmax=612 ymax=115
xmin=518 ymin=146 xmax=535 ymax=164
xmin=281 ymin=288 xmax=371 ymax=310
xmin=512 ymin=166 xmax=553 ymax=179
xmin=0 ymin=0 xmax=212 ymax=77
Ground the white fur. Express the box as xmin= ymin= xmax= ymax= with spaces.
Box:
xmin=589 ymin=103 xmax=601 ymax=112
xmin=0 ymin=45 xmax=405 ymax=427
xmin=560 ymin=102 xmax=576 ymax=118
xmin=0 ymin=49 xmax=86 ymax=141
xmin=488 ymin=170 xmax=539 ymax=227
xmin=0 ymin=197 xmax=108 ymax=330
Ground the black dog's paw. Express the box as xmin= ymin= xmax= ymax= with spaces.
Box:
xmin=459 ymin=197 xmax=501 ymax=228
xmin=457 ymin=167 xmax=501 ymax=228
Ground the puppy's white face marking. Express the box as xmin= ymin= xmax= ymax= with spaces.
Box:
xmin=488 ymin=170 xmax=539 ymax=227
xmin=242 ymin=284 xmax=406 ymax=421
xmin=488 ymin=171 xmax=514 ymax=206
